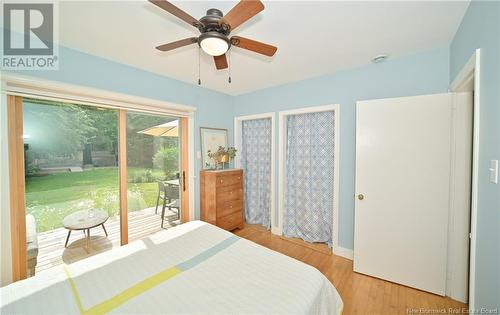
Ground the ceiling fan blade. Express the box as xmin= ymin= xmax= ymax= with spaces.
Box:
xmin=213 ymin=54 xmax=228 ymax=70
xmin=221 ymin=0 xmax=264 ymax=31
xmin=149 ymin=0 xmax=200 ymax=28
xmin=156 ymin=37 xmax=198 ymax=51
xmin=231 ymin=36 xmax=277 ymax=57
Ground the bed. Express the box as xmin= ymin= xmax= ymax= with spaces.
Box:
xmin=0 ymin=221 xmax=343 ymax=314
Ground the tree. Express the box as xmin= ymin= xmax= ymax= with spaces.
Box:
xmin=23 ymin=99 xmax=118 ymax=167
xmin=23 ymin=100 xmax=96 ymax=158
xmin=81 ymin=107 xmax=118 ymax=165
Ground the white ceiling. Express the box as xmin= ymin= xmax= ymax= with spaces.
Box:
xmin=59 ymin=1 xmax=470 ymax=95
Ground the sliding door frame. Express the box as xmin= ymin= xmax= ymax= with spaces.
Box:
xmin=179 ymin=117 xmax=191 ymax=223
xmin=7 ymin=95 xmax=27 ymax=281
xmin=278 ymin=104 xmax=340 ymax=249
xmin=120 ymin=111 xmax=192 ymax=246
xmin=3 ymin=74 xmax=195 ymax=281
xmin=118 ymin=110 xmax=128 ymax=245
xmin=234 ymin=113 xmax=276 ymax=233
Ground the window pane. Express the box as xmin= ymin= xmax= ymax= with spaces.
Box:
xmin=126 ymin=112 xmax=181 ymax=243
xmin=23 ymin=98 xmax=119 ymax=276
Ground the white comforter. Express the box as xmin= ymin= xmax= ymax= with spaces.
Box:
xmin=1 ymin=221 xmax=343 ymax=315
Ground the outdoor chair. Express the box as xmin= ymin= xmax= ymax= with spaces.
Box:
xmin=155 ymin=181 xmax=180 ymax=228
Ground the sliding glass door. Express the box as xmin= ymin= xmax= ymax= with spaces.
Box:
xmin=126 ymin=112 xmax=182 ymax=243
xmin=23 ymin=98 xmax=120 ymax=275
xmin=12 ymin=97 xmax=186 ymax=278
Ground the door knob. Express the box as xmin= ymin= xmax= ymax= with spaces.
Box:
xmin=357 ymin=194 xmax=365 ymax=200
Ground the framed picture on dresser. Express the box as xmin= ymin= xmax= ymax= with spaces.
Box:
xmin=200 ymin=127 xmax=228 ymax=169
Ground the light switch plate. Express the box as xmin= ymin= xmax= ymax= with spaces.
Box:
xmin=197 ymin=150 xmax=202 ymax=159
xmin=489 ymin=160 xmax=498 ymax=184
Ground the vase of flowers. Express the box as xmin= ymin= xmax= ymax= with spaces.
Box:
xmin=207 ymin=146 xmax=237 ymax=169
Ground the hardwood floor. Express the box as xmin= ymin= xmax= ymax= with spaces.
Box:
xmin=234 ymin=225 xmax=467 ymax=315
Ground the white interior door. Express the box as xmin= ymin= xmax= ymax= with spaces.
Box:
xmin=354 ymin=93 xmax=453 ymax=295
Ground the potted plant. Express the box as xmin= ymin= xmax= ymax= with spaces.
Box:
xmin=207 ymin=146 xmax=237 ymax=169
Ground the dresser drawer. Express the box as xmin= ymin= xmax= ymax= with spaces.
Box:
xmin=217 ymin=211 xmax=243 ymax=231
xmin=216 ymin=173 xmax=243 ymax=187
xmin=216 ymin=185 xmax=243 ymax=203
xmin=217 ymin=199 xmax=243 ymax=218
xmin=200 ymin=169 xmax=244 ymax=231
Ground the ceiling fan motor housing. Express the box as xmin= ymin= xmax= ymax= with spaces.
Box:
xmin=197 ymin=8 xmax=231 ymax=53
xmin=199 ymin=9 xmax=230 ymax=35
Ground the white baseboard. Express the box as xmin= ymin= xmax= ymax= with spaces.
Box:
xmin=334 ymin=246 xmax=354 ymax=260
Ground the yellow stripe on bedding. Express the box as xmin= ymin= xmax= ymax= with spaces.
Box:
xmin=64 ymin=266 xmax=85 ymax=314
xmin=65 ymin=236 xmax=239 ymax=315
xmin=84 ymin=267 xmax=181 ymax=315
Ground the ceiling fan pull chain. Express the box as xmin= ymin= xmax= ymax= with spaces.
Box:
xmin=228 ymin=51 xmax=232 ymax=84
xmin=198 ymin=47 xmax=202 ymax=86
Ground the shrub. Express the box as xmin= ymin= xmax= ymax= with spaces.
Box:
xmin=153 ymin=147 xmax=178 ymax=177
xmin=26 ymin=164 xmax=41 ymax=175
xmin=129 ymin=168 xmax=163 ymax=183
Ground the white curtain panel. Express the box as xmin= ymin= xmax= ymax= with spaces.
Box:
xmin=283 ymin=111 xmax=335 ymax=246
xmin=241 ymin=118 xmax=272 ymax=229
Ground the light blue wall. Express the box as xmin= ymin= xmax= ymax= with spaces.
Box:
xmin=232 ymin=47 xmax=450 ymax=249
xmin=6 ymin=45 xmax=235 ymax=218
xmin=449 ymin=0 xmax=500 ymax=309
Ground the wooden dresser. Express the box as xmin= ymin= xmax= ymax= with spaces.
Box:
xmin=200 ymin=169 xmax=244 ymax=231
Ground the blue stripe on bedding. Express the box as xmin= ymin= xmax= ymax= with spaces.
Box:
xmin=176 ymin=236 xmax=240 ymax=271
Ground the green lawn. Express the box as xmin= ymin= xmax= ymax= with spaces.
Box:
xmin=26 ymin=168 xmax=165 ymax=232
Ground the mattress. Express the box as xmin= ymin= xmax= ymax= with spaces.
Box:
xmin=0 ymin=221 xmax=343 ymax=314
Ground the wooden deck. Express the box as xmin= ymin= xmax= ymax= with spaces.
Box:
xmin=34 ymin=207 xmax=180 ymax=275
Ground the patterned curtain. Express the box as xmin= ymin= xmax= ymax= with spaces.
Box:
xmin=283 ymin=111 xmax=335 ymax=246
xmin=241 ymin=118 xmax=272 ymax=229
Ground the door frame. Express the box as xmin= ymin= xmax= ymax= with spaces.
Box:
xmin=180 ymin=116 xmax=194 ymax=223
xmin=2 ymin=74 xmax=196 ymax=282
xmin=118 ymin=110 xmax=129 ymax=245
xmin=234 ymin=112 xmax=276 ymax=232
xmin=6 ymin=95 xmax=27 ymax=281
xmin=449 ymin=48 xmax=481 ymax=310
xmin=277 ymin=104 xmax=340 ymax=248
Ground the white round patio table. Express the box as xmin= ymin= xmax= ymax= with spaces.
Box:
xmin=62 ymin=209 xmax=109 ymax=252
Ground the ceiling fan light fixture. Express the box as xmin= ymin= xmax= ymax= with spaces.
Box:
xmin=199 ymin=32 xmax=230 ymax=56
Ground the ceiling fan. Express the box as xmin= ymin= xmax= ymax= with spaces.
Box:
xmin=149 ymin=0 xmax=277 ymax=70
